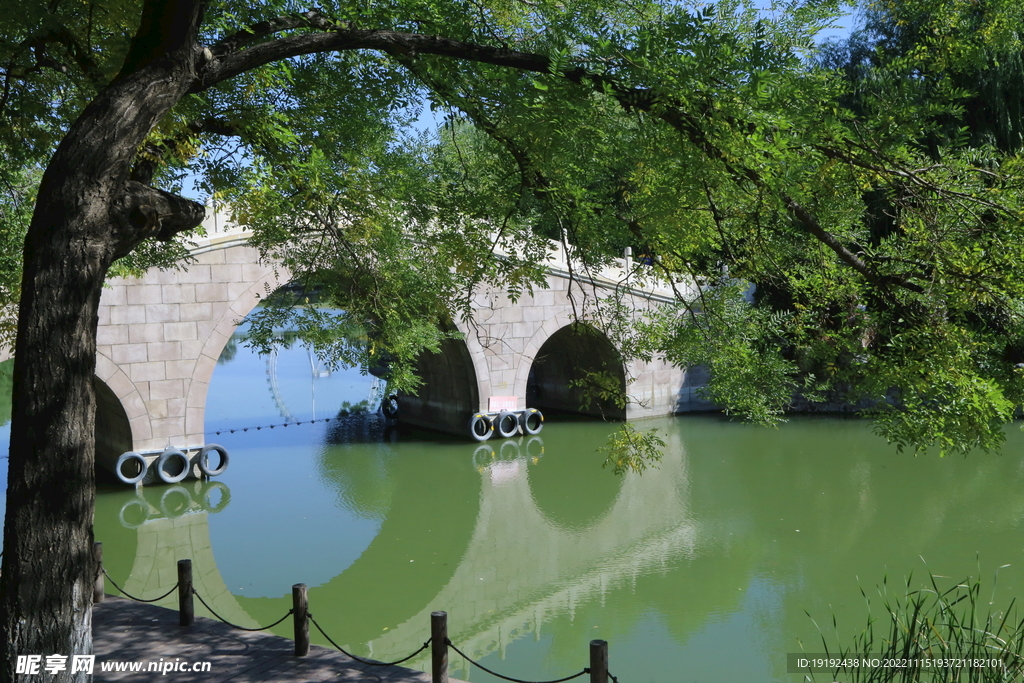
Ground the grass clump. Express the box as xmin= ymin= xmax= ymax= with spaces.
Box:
xmin=803 ymin=571 xmax=1024 ymax=682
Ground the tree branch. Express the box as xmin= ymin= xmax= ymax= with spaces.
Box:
xmin=112 ymin=181 xmax=205 ymax=259
xmin=207 ymin=9 xmax=347 ymax=59
xmin=192 ymin=29 xmax=552 ymax=92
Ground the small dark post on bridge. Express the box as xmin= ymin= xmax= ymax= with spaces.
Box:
xmin=177 ymin=559 xmax=194 ymax=626
xmin=92 ymin=542 xmax=104 ymax=603
xmin=589 ymin=640 xmax=608 ymax=683
xmin=431 ymin=610 xmax=448 ymax=683
xmin=292 ymin=583 xmax=309 ymax=656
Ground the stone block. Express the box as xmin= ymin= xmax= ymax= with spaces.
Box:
xmin=241 ymin=263 xmax=270 ymax=282
xmin=499 ymin=306 xmax=523 ymax=324
xmin=174 ymin=265 xmax=212 ymax=284
xmin=99 ymin=285 xmax=127 ymax=307
xmin=177 ymin=303 xmax=212 ymax=325
xmin=149 ymin=379 xmax=184 ymax=401
xmin=127 ymin=285 xmax=163 ymax=306
xmin=191 ymin=354 xmax=217 ymax=386
xmin=180 ymin=340 xmax=204 ymax=360
xmin=534 ymin=290 xmax=556 ymax=307
xmin=151 ymin=417 xmax=185 ymax=440
xmin=195 ymin=319 xmax=221 ymax=343
xmin=94 ymin=356 xmax=117 ymax=382
xmin=104 ymin=370 xmax=136 ymax=400
xmin=228 ymin=290 xmax=260 ymax=316
xmin=225 ymin=245 xmax=259 ymax=264
xmin=201 ymin=329 xmax=231 ymax=359
xmin=186 ymin=380 xmax=208 ymax=406
xmin=147 ymin=399 xmax=168 ymax=419
xmin=129 ymin=361 xmax=166 ymax=383
xmin=163 ymin=321 xmax=197 ymax=342
xmin=147 ymin=341 xmax=181 ymax=362
xmin=97 ymin=306 xmax=110 ymax=326
xmin=185 ymin=406 xmax=205 ymax=435
xmin=165 ymin=360 xmax=195 ymax=380
xmin=128 ymin=414 xmax=152 ymax=443
xmin=149 ymin=269 xmax=183 ymax=285
xmin=145 ymin=303 xmax=180 ymax=324
xmin=127 ymin=323 xmax=163 ymax=344
xmin=198 ymin=249 xmax=226 ymax=265
xmin=97 ymin=325 xmax=129 ymax=345
xmin=195 ymin=282 xmax=229 ymax=303
xmin=166 ymin=397 xmax=186 ymax=417
xmin=121 ymin=391 xmax=148 ymax=420
xmin=111 ymin=343 xmax=148 ymax=364
xmin=160 ymin=284 xmax=196 ymax=304
xmin=226 ymin=281 xmax=253 ymax=300
xmin=210 ymin=264 xmax=242 ymax=283
xmin=110 ymin=305 xmax=146 ymax=326
xmin=522 ymin=306 xmax=547 ymax=322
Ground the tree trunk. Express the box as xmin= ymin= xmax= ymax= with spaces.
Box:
xmin=0 ymin=1 xmax=206 ymax=680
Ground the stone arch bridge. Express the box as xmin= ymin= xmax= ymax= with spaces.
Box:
xmin=83 ymin=212 xmax=710 ymax=460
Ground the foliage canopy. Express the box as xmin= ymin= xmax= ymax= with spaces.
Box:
xmin=4 ymin=0 xmax=1024 ymax=459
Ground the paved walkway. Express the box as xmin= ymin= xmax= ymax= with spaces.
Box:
xmin=94 ymin=596 xmax=465 ymax=682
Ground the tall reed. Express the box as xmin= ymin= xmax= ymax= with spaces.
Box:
xmin=804 ymin=572 xmax=1024 ymax=682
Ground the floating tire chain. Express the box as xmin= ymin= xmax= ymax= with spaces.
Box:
xmin=114 ymin=443 xmax=230 ymax=486
xmin=468 ymin=407 xmax=544 ymax=442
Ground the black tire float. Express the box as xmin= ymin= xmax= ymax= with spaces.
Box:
xmin=156 ymin=447 xmax=190 ymax=484
xmin=381 ymin=395 xmax=399 ymax=419
xmin=519 ymin=408 xmax=544 ymax=435
xmin=469 ymin=413 xmax=493 ymax=441
xmin=495 ymin=410 xmax=520 ymax=439
xmin=198 ymin=443 xmax=230 ymax=477
xmin=115 ymin=451 xmax=148 ymax=485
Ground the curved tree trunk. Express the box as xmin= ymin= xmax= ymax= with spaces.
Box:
xmin=0 ymin=1 xmax=206 ymax=679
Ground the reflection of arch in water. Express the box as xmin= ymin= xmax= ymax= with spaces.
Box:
xmin=526 ymin=435 xmax=623 ymax=532
xmin=276 ymin=438 xmax=484 ymax=645
xmin=526 ymin=323 xmax=626 ymax=419
xmin=366 ymin=422 xmax=708 ymax=670
xmin=94 ymin=481 xmax=254 ymax=627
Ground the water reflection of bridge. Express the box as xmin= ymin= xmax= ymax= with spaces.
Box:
xmin=104 ymin=481 xmax=260 ymax=629
xmin=97 ymin=423 xmax=700 ymax=676
xmin=368 ymin=429 xmax=694 ymax=675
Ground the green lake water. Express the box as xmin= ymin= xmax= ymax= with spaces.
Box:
xmin=4 ymin=342 xmax=1024 ymax=681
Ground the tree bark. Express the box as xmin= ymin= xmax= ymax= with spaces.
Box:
xmin=0 ymin=1 xmax=206 ymax=680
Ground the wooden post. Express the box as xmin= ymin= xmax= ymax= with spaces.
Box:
xmin=177 ymin=559 xmax=194 ymax=626
xmin=431 ymin=611 xmax=448 ymax=683
xmin=292 ymin=584 xmax=309 ymax=656
xmin=589 ymin=640 xmax=608 ymax=683
xmin=93 ymin=542 xmax=104 ymax=603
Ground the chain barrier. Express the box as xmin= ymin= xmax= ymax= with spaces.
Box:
xmin=100 ymin=556 xmax=621 ymax=682
xmin=213 ymin=416 xmax=339 ymax=436
xmin=308 ymin=612 xmax=430 ymax=667
xmin=102 ymin=569 xmax=179 ymax=604
xmin=447 ymin=639 xmax=590 ymax=683
xmin=191 ymin=589 xmax=294 ymax=632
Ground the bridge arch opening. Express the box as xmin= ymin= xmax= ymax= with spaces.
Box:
xmin=94 ymin=375 xmax=133 ymax=479
xmin=526 ymin=323 xmax=626 ymax=419
xmin=397 ymin=330 xmax=480 ymax=435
